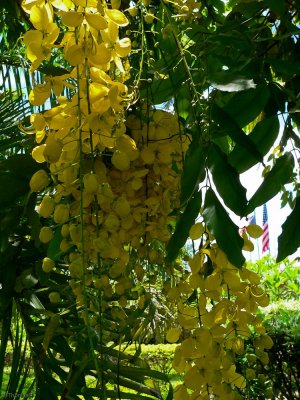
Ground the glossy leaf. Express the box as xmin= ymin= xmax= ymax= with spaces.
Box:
xmin=246 ymin=154 xmax=295 ymax=214
xmin=267 ymin=58 xmax=300 ymax=76
xmin=232 ymin=1 xmax=264 ymax=15
xmin=47 ymin=227 xmax=64 ymax=260
xmin=277 ymin=196 xmax=300 ymax=262
xmin=212 ymin=105 xmax=263 ymax=163
xmin=180 ymin=141 xmax=206 ymax=206
xmin=203 ymin=188 xmax=245 ymax=268
xmin=223 ymin=84 xmax=270 ymax=128
xmin=208 ymin=143 xmax=247 ymax=215
xmin=98 ymin=360 xmax=164 ymax=399
xmin=266 ymin=83 xmax=288 ymax=114
xmin=166 ymin=191 xmax=202 ymax=262
xmin=229 ymin=116 xmax=280 ymax=173
xmin=116 ymin=364 xmax=172 ymax=384
xmin=143 ymin=78 xmax=174 ymax=105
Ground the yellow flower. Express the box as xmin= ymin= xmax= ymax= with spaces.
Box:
xmin=42 ymin=257 xmax=55 ymax=272
xmin=30 ymin=169 xmax=50 ymax=192
xmin=23 ymin=3 xmax=60 ymax=71
xmin=100 ymin=20 xmax=131 ymax=72
xmin=29 ymin=2 xmax=54 ymax=31
xmin=88 ymin=69 xmax=128 ymax=113
xmin=29 ymin=75 xmax=68 ymax=106
xmin=39 ymin=226 xmax=53 ymax=243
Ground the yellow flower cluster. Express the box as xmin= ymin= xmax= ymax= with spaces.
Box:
xmin=22 ymin=0 xmax=131 ymax=73
xmin=23 ymin=0 xmax=190 ymax=333
xmin=166 ymin=234 xmax=272 ymax=400
xmin=34 ymin=108 xmax=187 ymax=316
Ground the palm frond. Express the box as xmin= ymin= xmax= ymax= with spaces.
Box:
xmin=0 ymin=92 xmax=31 ymax=130
xmin=0 ymin=304 xmax=35 ymax=398
xmin=13 ymin=284 xmax=173 ymax=400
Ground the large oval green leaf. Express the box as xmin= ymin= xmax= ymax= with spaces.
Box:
xmin=203 ymin=188 xmax=245 ymax=268
xmin=166 ymin=191 xmax=202 ymax=262
xmin=208 ymin=144 xmax=247 ymax=216
xmin=246 ymin=154 xmax=295 ymax=214
xmin=47 ymin=227 xmax=65 ymax=261
xmin=223 ymin=84 xmax=270 ymax=128
xmin=180 ymin=141 xmax=206 ymax=206
xmin=277 ymin=196 xmax=300 ymax=262
xmin=211 ymin=104 xmax=262 ymax=163
xmin=229 ymin=116 xmax=280 ymax=173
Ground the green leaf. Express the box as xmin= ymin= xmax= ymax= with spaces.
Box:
xmin=203 ymin=188 xmax=245 ymax=268
xmin=102 ymin=362 xmax=163 ymax=399
xmin=0 ymin=137 xmax=25 ymax=153
xmin=211 ymin=136 xmax=230 ymax=155
xmin=180 ymin=140 xmax=206 ymax=205
xmin=140 ymin=19 xmax=184 ymax=105
xmin=266 ymin=83 xmax=287 ymax=114
xmin=86 ymin=389 xmax=159 ymax=399
xmin=246 ymin=154 xmax=295 ymax=214
xmin=265 ymin=0 xmax=286 ymax=16
xmin=117 ymin=364 xmax=171 ymax=383
xmin=176 ymin=86 xmax=192 ymax=120
xmin=47 ymin=227 xmax=64 ymax=260
xmin=25 ymin=195 xmax=41 ymax=247
xmin=223 ymin=84 xmax=270 ymax=127
xmin=20 ymin=269 xmax=38 ymax=289
xmin=211 ymin=0 xmax=225 ymax=13
xmin=277 ymin=196 xmax=300 ymax=262
xmin=35 ymin=370 xmax=65 ymax=399
xmin=142 ymin=78 xmax=174 ymax=105
xmin=39 ymin=64 xmax=70 ymax=76
xmin=212 ymin=105 xmax=263 ymax=163
xmin=232 ymin=2 xmax=265 ymax=17
xmin=207 ymin=33 xmax=251 ymax=51
xmin=229 ymin=116 xmax=280 ymax=172
xmin=208 ymin=144 xmax=247 ymax=215
xmin=267 ymin=59 xmax=300 ymax=76
xmin=166 ymin=191 xmax=202 ymax=262
xmin=52 ymin=339 xmax=74 ymax=371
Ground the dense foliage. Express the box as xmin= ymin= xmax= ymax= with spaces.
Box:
xmin=0 ymin=0 xmax=299 ymax=399
xmin=238 ymin=257 xmax=300 ymax=400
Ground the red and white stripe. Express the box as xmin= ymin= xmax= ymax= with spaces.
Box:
xmin=262 ymin=204 xmax=269 ymax=253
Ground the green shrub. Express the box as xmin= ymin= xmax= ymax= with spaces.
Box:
xmin=121 ymin=343 xmax=182 ymax=397
xmin=237 ymin=300 xmax=300 ymax=400
xmin=247 ymin=255 xmax=300 ymax=302
xmin=122 ymin=343 xmax=177 ymax=376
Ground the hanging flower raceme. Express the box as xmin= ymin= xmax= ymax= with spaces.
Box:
xmin=166 ymin=229 xmax=272 ymax=400
xmin=22 ymin=1 xmax=60 ymax=71
xmin=22 ymin=0 xmax=191 ymax=347
xmin=22 ymin=0 xmax=133 ymax=313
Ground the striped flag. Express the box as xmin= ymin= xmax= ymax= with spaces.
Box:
xmin=262 ymin=204 xmax=269 ymax=253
